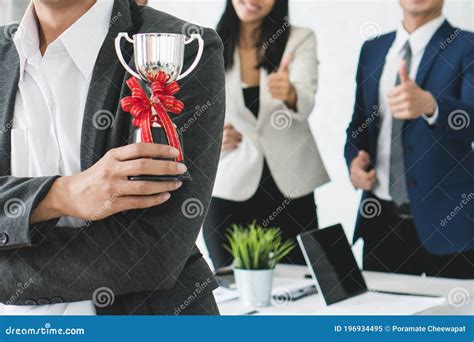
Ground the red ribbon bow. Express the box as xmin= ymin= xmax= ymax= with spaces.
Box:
xmin=121 ymin=72 xmax=185 ymax=161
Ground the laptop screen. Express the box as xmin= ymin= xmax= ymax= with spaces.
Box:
xmin=297 ymin=224 xmax=368 ymax=305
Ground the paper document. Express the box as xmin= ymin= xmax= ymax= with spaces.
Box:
xmin=272 ymin=277 xmax=315 ymax=293
xmin=313 ymin=292 xmax=446 ymax=315
xmin=213 ymin=287 xmax=239 ymax=304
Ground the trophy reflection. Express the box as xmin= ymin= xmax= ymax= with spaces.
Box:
xmin=115 ymin=32 xmax=204 ymax=181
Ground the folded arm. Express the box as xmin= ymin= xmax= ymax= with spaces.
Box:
xmin=0 ymin=28 xmax=225 ymax=304
xmin=0 ymin=176 xmax=60 ymax=249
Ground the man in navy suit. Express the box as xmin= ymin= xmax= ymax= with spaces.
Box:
xmin=345 ymin=0 xmax=473 ymax=279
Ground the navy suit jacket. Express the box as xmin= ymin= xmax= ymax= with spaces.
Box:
xmin=345 ymin=20 xmax=474 ymax=255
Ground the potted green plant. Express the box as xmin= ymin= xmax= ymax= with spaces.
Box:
xmin=224 ymin=222 xmax=296 ymax=307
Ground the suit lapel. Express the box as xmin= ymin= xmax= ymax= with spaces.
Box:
xmin=256 ymin=68 xmax=270 ymax=129
xmin=362 ymin=33 xmax=396 ymax=156
xmin=0 ymin=42 xmax=20 ymax=176
xmin=366 ymin=33 xmax=396 ymax=118
xmin=415 ymin=20 xmax=453 ymax=87
xmin=80 ymin=0 xmax=135 ymax=170
xmin=229 ymin=47 xmax=258 ymax=125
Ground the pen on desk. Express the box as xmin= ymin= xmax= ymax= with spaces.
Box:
xmin=373 ymin=290 xmax=441 ymax=298
xmin=272 ymin=285 xmax=317 ymax=302
xmin=245 ymin=310 xmax=259 ymax=315
xmin=293 ymin=286 xmax=318 ymax=300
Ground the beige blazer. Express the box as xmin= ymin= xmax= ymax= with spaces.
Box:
xmin=213 ymin=26 xmax=330 ymax=201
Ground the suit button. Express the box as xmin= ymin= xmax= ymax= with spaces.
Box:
xmin=0 ymin=233 xmax=9 ymax=245
xmin=405 ymin=145 xmax=413 ymax=152
xmin=24 ymin=299 xmax=37 ymax=305
xmin=408 ymin=179 xmax=417 ymax=187
xmin=37 ymin=298 xmax=50 ymax=305
xmin=50 ymin=297 xmax=64 ymax=304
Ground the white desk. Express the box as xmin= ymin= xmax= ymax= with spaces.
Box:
xmin=217 ymin=264 xmax=474 ymax=315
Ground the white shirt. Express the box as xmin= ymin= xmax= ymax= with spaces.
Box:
xmin=373 ymin=15 xmax=444 ymax=201
xmin=0 ymin=0 xmax=113 ymax=316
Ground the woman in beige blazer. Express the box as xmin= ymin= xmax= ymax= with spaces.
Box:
xmin=203 ymin=0 xmax=329 ymax=268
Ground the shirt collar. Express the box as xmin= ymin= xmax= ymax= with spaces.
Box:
xmin=14 ymin=0 xmax=114 ymax=81
xmin=13 ymin=3 xmax=39 ymax=81
xmin=392 ymin=15 xmax=445 ymax=56
xmin=59 ymin=0 xmax=114 ymax=79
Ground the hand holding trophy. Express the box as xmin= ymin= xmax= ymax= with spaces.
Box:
xmin=115 ymin=32 xmax=204 ymax=181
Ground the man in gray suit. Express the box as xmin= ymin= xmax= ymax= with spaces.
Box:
xmin=0 ymin=0 xmax=225 ymax=315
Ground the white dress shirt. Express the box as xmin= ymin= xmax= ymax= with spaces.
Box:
xmin=373 ymin=16 xmax=444 ymax=201
xmin=0 ymin=0 xmax=113 ymax=316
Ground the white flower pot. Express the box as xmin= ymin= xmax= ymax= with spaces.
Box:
xmin=234 ymin=268 xmax=275 ymax=307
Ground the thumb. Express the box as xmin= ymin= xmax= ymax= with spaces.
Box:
xmin=399 ymin=59 xmax=410 ymax=83
xmin=278 ymin=54 xmax=291 ymax=74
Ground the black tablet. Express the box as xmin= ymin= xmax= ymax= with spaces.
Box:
xmin=297 ymin=224 xmax=368 ymax=305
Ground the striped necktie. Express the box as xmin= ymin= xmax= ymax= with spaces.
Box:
xmin=389 ymin=41 xmax=412 ymax=210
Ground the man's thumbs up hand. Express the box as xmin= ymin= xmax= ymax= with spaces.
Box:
xmin=268 ymin=54 xmax=297 ymax=109
xmin=398 ymin=59 xmax=410 ymax=84
xmin=387 ymin=59 xmax=437 ymax=120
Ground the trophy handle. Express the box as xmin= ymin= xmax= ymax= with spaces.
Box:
xmin=115 ymin=32 xmax=141 ymax=79
xmin=177 ymin=34 xmax=204 ymax=81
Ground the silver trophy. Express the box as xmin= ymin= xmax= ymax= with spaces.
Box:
xmin=115 ymin=33 xmax=204 ymax=181
xmin=115 ymin=32 xmax=204 ymax=83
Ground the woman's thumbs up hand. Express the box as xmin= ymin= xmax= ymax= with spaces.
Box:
xmin=268 ymin=54 xmax=297 ymax=110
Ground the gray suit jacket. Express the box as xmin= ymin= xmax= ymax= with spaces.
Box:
xmin=0 ymin=0 xmax=225 ymax=315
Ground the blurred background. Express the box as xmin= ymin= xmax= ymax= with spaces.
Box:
xmin=1 ymin=0 xmax=472 ymax=265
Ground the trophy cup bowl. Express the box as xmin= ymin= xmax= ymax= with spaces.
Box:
xmin=134 ymin=33 xmax=185 ymax=83
xmin=115 ymin=32 xmax=204 ymax=83
xmin=115 ymin=32 xmax=204 ymax=181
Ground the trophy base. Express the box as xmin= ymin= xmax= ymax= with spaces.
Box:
xmin=131 ymin=127 xmax=192 ymax=182
xmin=129 ymin=172 xmax=192 ymax=182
